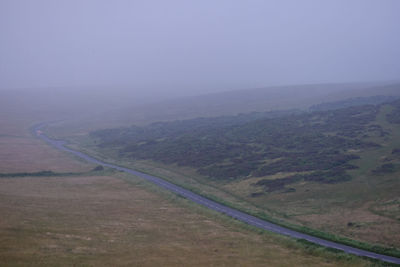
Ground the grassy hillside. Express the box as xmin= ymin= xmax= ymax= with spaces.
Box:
xmin=111 ymin=83 xmax=400 ymax=124
xmin=0 ymin=94 xmax=372 ymax=266
xmin=91 ymin=99 xmax=396 ymax=183
xmin=88 ymin=98 xmax=400 ymax=249
xmin=45 ymin=82 xmax=400 ymax=137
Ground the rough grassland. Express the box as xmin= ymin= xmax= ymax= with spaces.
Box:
xmin=0 ymin=115 xmax=370 ymax=265
xmin=252 ymin=105 xmax=400 ymax=248
xmin=78 ymin=104 xmax=400 ymax=249
xmin=0 ymin=136 xmax=93 ymax=173
xmin=0 ymin=116 xmax=93 ymax=173
xmin=78 ymin=151 xmax=400 ymax=249
xmin=0 ymin=175 xmax=369 ymax=267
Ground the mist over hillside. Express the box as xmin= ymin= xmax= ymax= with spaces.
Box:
xmin=33 ymin=82 xmax=399 ymax=135
xmin=126 ymin=82 xmax=400 ymax=120
xmin=1 ymin=81 xmax=398 ymax=138
xmin=2 ymin=1 xmax=400 ymax=265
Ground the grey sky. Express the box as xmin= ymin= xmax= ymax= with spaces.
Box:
xmin=1 ymin=0 xmax=399 ymax=95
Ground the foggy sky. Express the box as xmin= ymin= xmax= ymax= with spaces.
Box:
xmin=1 ymin=0 xmax=399 ymax=95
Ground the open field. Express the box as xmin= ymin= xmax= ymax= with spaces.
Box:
xmin=0 ymin=102 xmax=372 ymax=266
xmin=0 ymin=136 xmax=93 ymax=173
xmin=0 ymin=102 xmax=94 ymax=173
xmin=79 ymin=153 xmax=400 ymax=249
xmin=0 ymin=174 xmax=370 ymax=266
xmin=72 ymin=151 xmax=399 ymax=253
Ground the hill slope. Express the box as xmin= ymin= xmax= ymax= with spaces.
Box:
xmin=89 ymin=99 xmax=400 ymax=248
xmin=44 ymin=82 xmax=400 ymax=136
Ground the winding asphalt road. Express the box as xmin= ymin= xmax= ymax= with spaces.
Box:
xmin=33 ymin=123 xmax=400 ymax=264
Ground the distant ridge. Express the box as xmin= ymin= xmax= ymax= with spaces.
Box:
xmin=43 ymin=82 xmax=400 ymax=135
xmin=310 ymin=95 xmax=399 ymax=111
xmin=113 ymin=82 xmax=400 ymax=123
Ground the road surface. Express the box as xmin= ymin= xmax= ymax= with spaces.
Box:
xmin=33 ymin=123 xmax=400 ymax=264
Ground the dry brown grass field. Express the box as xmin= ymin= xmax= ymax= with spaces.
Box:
xmin=0 ymin=136 xmax=93 ymax=173
xmin=0 ymin=174 xmax=368 ymax=266
xmin=0 ymin=104 xmax=371 ymax=266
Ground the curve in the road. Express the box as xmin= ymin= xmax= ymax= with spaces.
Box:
xmin=33 ymin=123 xmax=400 ymax=264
